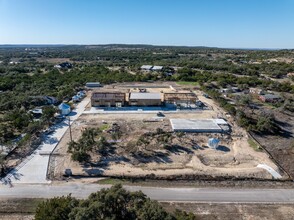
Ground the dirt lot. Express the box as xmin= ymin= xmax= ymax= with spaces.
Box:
xmin=51 ymin=88 xmax=280 ymax=180
xmin=2 ymin=198 xmax=293 ymax=220
xmin=0 ymin=198 xmax=43 ymax=220
xmin=162 ymin=203 xmax=294 ymax=220
xmin=252 ymin=109 xmax=294 ymax=178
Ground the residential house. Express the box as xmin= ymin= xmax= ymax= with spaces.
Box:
xmin=259 ymin=94 xmax=281 ymax=103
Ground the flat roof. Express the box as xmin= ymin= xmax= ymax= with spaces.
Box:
xmin=213 ymin=119 xmax=228 ymax=125
xmin=152 ymin=66 xmax=163 ymax=70
xmin=170 ymin=119 xmax=223 ymax=133
xmin=130 ymin=92 xmax=161 ymax=100
xmin=261 ymin=94 xmax=280 ymax=99
xmin=141 ymin=65 xmax=153 ymax=70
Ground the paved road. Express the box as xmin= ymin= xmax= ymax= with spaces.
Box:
xmin=0 ymin=183 xmax=294 ymax=203
xmin=0 ymin=98 xmax=90 ymax=184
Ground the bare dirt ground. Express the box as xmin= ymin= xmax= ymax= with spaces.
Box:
xmin=252 ymin=109 xmax=294 ymax=178
xmin=36 ymin=58 xmax=71 ymax=64
xmin=0 ymin=198 xmax=43 ymax=220
xmin=2 ymin=198 xmax=293 ymax=220
xmin=51 ymin=84 xmax=280 ymax=180
xmin=162 ymin=202 xmax=294 ymax=220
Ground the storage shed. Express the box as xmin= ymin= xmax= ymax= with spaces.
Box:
xmin=86 ymin=82 xmax=102 ymax=88
xmin=129 ymin=93 xmax=162 ymax=106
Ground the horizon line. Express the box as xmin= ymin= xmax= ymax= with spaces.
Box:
xmin=0 ymin=43 xmax=292 ymax=50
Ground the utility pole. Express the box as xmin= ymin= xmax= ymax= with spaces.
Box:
xmin=68 ymin=116 xmax=73 ymax=142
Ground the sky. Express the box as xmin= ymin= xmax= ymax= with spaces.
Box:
xmin=0 ymin=0 xmax=294 ymax=48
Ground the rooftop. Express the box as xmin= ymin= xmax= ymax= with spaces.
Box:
xmin=261 ymin=94 xmax=280 ymax=99
xmin=152 ymin=66 xmax=163 ymax=70
xmin=141 ymin=65 xmax=153 ymax=70
xmin=130 ymin=92 xmax=161 ymax=100
xmin=170 ymin=119 xmax=227 ymax=133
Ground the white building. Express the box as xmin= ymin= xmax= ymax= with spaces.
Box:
xmin=141 ymin=65 xmax=153 ymax=71
xmin=151 ymin=66 xmax=163 ymax=71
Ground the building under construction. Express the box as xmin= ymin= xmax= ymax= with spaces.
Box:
xmin=129 ymin=92 xmax=162 ymax=106
xmin=91 ymin=92 xmax=126 ymax=107
xmin=91 ymin=90 xmax=197 ymax=108
xmin=164 ymin=92 xmax=197 ymax=106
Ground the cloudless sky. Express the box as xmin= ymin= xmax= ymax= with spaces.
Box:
xmin=0 ymin=0 xmax=294 ymax=48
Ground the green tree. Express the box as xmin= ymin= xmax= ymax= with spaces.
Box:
xmin=42 ymin=106 xmax=57 ymax=124
xmin=0 ymin=155 xmax=8 ymax=176
xmin=35 ymin=184 xmax=195 ymax=220
xmin=255 ymin=115 xmax=277 ymax=133
xmin=35 ymin=195 xmax=79 ymax=220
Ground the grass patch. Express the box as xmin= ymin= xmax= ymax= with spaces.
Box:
xmin=97 ymin=178 xmax=131 ymax=185
xmin=177 ymin=81 xmax=200 ymax=86
xmin=99 ymin=124 xmax=109 ymax=131
xmin=248 ymin=138 xmax=262 ymax=151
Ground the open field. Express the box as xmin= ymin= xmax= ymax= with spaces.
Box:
xmin=162 ymin=203 xmax=294 ymax=220
xmin=252 ymin=110 xmax=294 ymax=178
xmin=0 ymin=198 xmax=293 ymax=220
xmin=0 ymin=198 xmax=43 ymax=220
xmin=49 ymin=84 xmax=281 ymax=181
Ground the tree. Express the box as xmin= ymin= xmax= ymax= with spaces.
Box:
xmin=35 ymin=195 xmax=79 ymax=220
xmin=71 ymin=151 xmax=90 ymax=163
xmin=42 ymin=106 xmax=57 ymax=124
xmin=0 ymin=155 xmax=8 ymax=177
xmin=35 ymin=184 xmax=195 ymax=220
xmin=255 ymin=115 xmax=277 ymax=134
xmin=0 ymin=124 xmax=14 ymax=144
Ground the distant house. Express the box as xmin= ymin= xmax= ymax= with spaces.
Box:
xmin=151 ymin=66 xmax=163 ymax=71
xmin=86 ymin=82 xmax=102 ymax=88
xmin=29 ymin=96 xmax=58 ymax=106
xmin=141 ymin=65 xmax=153 ymax=71
xmin=259 ymin=94 xmax=281 ymax=103
xmin=54 ymin=62 xmax=73 ymax=69
xmin=45 ymin=96 xmax=58 ymax=105
xmin=220 ymin=88 xmax=231 ymax=93
xmin=249 ymin=88 xmax=264 ymax=95
xmin=30 ymin=108 xmax=43 ymax=118
xmin=220 ymin=86 xmax=240 ymax=94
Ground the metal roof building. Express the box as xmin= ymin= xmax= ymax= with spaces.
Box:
xmin=86 ymin=82 xmax=102 ymax=88
xmin=141 ymin=65 xmax=153 ymax=70
xmin=130 ymin=93 xmax=161 ymax=100
xmin=129 ymin=92 xmax=162 ymax=106
xmin=170 ymin=119 xmax=228 ymax=133
xmin=151 ymin=66 xmax=163 ymax=71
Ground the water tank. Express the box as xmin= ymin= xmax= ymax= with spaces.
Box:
xmin=208 ymin=138 xmax=219 ymax=149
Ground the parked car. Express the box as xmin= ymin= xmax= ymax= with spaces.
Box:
xmin=157 ymin=112 xmax=165 ymax=117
